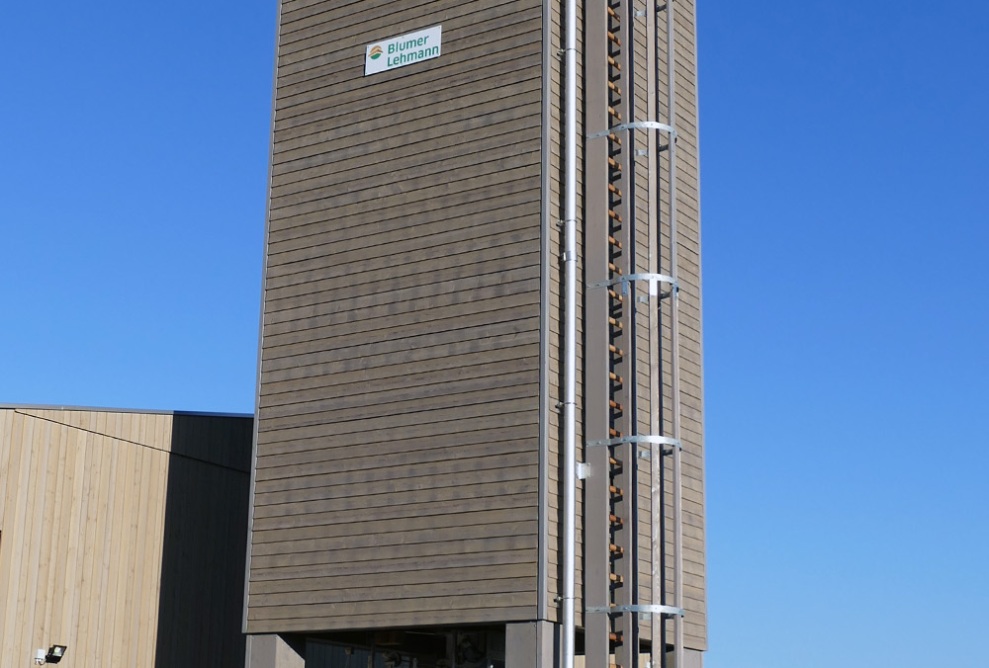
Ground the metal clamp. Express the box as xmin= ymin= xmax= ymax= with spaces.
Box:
xmin=590 ymin=273 xmax=678 ymax=297
xmin=587 ymin=121 xmax=677 ymax=140
xmin=586 ymin=604 xmax=685 ymax=618
xmin=586 ymin=434 xmax=681 ymax=452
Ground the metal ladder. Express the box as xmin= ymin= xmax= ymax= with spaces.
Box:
xmin=584 ymin=1 xmax=685 ymax=667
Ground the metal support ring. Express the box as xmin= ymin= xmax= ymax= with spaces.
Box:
xmin=587 ymin=120 xmax=677 ymax=139
xmin=586 ymin=435 xmax=681 ymax=450
xmin=586 ymin=604 xmax=685 ymax=618
xmin=590 ymin=273 xmax=678 ymax=297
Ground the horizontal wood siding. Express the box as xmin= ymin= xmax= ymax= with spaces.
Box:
xmin=248 ymin=0 xmax=546 ymax=632
xmin=660 ymin=0 xmax=707 ymax=648
xmin=621 ymin=0 xmax=707 ymax=650
xmin=548 ymin=0 xmax=707 ymax=651
xmin=0 ymin=408 xmax=252 ymax=668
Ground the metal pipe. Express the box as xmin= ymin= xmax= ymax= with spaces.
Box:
xmin=645 ymin=1 xmax=662 ymax=662
xmin=666 ymin=1 xmax=685 ymax=665
xmin=561 ymin=0 xmax=577 ymax=662
xmin=538 ymin=0 xmax=554 ymax=624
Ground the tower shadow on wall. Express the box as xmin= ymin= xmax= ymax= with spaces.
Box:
xmin=154 ymin=413 xmax=254 ymax=668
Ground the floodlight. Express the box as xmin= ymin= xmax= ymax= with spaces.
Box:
xmin=45 ymin=646 xmax=67 ymax=663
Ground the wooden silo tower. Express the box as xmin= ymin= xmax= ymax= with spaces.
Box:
xmin=245 ymin=1 xmax=705 ymax=666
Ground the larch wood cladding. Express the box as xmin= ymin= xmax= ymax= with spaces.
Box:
xmin=544 ymin=0 xmax=706 ymax=651
xmin=249 ymin=0 xmax=704 ymax=649
xmin=248 ymin=0 xmax=546 ymax=633
xmin=0 ymin=407 xmax=252 ymax=668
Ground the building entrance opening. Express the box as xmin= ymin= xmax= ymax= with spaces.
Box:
xmin=305 ymin=629 xmax=505 ymax=668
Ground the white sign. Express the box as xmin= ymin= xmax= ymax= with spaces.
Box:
xmin=365 ymin=25 xmax=442 ymax=76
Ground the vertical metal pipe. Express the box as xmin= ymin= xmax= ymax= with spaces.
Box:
xmin=562 ymin=0 xmax=577 ymax=664
xmin=645 ymin=2 xmax=662 ymax=664
xmin=538 ymin=0 xmax=555 ymax=625
xmin=666 ymin=2 xmax=684 ymax=666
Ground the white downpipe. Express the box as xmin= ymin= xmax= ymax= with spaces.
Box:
xmin=562 ymin=0 xmax=577 ymax=663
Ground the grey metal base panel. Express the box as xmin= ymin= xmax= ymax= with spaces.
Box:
xmin=245 ymin=634 xmax=305 ymax=668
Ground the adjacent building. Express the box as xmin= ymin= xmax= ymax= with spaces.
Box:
xmin=0 ymin=406 xmax=253 ymax=667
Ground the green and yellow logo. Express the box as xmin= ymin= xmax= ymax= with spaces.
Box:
xmin=369 ymin=45 xmax=383 ymax=59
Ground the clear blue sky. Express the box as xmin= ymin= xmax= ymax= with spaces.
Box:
xmin=2 ymin=2 xmax=987 ymax=667
xmin=0 ymin=0 xmax=274 ymax=412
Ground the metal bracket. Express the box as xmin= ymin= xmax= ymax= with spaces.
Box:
xmin=586 ymin=604 xmax=685 ymax=618
xmin=556 ymin=399 xmax=577 ymax=413
xmin=590 ymin=273 xmax=678 ymax=297
xmin=587 ymin=120 xmax=677 ymax=140
xmin=587 ymin=434 xmax=682 ymax=453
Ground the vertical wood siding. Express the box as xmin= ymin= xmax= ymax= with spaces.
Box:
xmin=248 ymin=0 xmax=547 ymax=632
xmin=0 ymin=408 xmax=252 ymax=668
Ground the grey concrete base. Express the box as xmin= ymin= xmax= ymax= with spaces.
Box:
xmin=245 ymin=634 xmax=306 ymax=668
xmin=573 ymin=647 xmax=704 ymax=668
xmin=506 ymin=621 xmax=557 ymax=668
xmin=684 ymin=648 xmax=704 ymax=668
xmin=666 ymin=648 xmax=704 ymax=668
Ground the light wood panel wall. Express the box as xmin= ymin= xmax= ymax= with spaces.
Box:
xmin=0 ymin=407 xmax=252 ymax=668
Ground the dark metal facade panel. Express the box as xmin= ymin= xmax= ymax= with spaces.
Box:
xmin=247 ymin=0 xmax=546 ymax=633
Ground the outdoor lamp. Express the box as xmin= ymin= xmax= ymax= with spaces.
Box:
xmin=45 ymin=646 xmax=67 ymax=663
